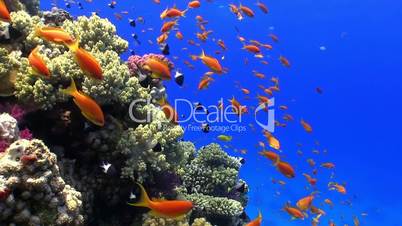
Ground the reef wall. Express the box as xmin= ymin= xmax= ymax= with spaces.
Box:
xmin=0 ymin=1 xmax=249 ymax=225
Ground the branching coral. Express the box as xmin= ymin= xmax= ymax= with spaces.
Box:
xmin=183 ymin=193 xmax=243 ymax=217
xmin=181 ymin=143 xmax=242 ymax=196
xmin=0 ymin=139 xmax=83 ymax=225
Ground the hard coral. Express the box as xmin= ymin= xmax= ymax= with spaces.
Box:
xmin=0 ymin=139 xmax=84 ymax=225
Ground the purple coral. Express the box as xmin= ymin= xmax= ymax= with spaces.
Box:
xmin=0 ymin=140 xmax=9 ymax=153
xmin=19 ymin=128 xmax=33 ymax=140
xmin=0 ymin=103 xmax=26 ymax=121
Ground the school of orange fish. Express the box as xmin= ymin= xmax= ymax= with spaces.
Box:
xmin=0 ymin=0 xmax=365 ymax=225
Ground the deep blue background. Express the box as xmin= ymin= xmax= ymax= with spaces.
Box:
xmin=40 ymin=0 xmax=402 ymax=225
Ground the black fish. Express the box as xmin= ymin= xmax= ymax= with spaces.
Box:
xmin=174 ymin=71 xmax=184 ymax=86
xmin=160 ymin=43 xmax=170 ymax=55
xmin=201 ymin=123 xmax=210 ymax=133
xmin=129 ymin=19 xmax=136 ymax=27
xmin=234 ymin=182 xmax=246 ymax=193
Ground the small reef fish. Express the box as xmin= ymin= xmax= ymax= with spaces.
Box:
xmin=217 ymin=135 xmax=233 ymax=142
xmin=275 ymin=160 xmax=296 ymax=178
xmin=229 ymin=97 xmax=247 ymax=115
xmin=28 ymin=46 xmax=51 ymax=77
xmin=61 ymin=79 xmax=105 ymax=126
xmin=259 ymin=150 xmax=280 ymax=162
xmin=239 ymin=4 xmax=255 ymax=17
xmin=301 ymin=119 xmax=313 ymax=133
xmin=128 ymin=183 xmax=193 ymax=218
xmin=269 ymin=33 xmax=279 ymax=42
xmin=199 ymin=50 xmax=224 ymax=74
xmin=329 ymin=182 xmax=347 ymax=194
xmin=198 ymin=77 xmax=214 ymax=90
xmin=303 ymin=173 xmax=317 ymax=186
xmin=256 ymin=1 xmax=269 ymax=14
xmin=65 ymin=39 xmax=103 ymax=80
xmin=0 ymin=0 xmax=11 ymax=22
xmin=161 ymin=20 xmax=178 ymax=33
xmin=160 ymin=7 xmax=187 ymax=19
xmin=283 ymin=203 xmax=305 ymax=220
xmin=175 ymin=31 xmax=184 ymax=40
xmin=144 ymin=58 xmax=171 ymax=80
xmin=243 ymin=45 xmax=261 ymax=54
xmin=188 ymin=1 xmax=201 ymax=8
xmin=321 ymin=162 xmax=336 ymax=169
xmin=35 ymin=27 xmax=75 ymax=44
xmin=246 ymin=211 xmax=262 ymax=226
xmin=296 ymin=195 xmax=314 ymax=211
xmin=263 ymin=131 xmax=280 ymax=150
xmin=279 ymin=55 xmax=291 ymax=68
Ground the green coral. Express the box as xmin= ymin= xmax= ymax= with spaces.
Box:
xmin=183 ymin=193 xmax=243 ymax=217
xmin=10 ymin=11 xmax=140 ymax=109
xmin=181 ymin=143 xmax=242 ymax=195
xmin=117 ymin=106 xmax=184 ymax=182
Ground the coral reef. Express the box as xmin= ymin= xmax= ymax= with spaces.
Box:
xmin=0 ymin=1 xmax=251 ymax=225
xmin=0 ymin=139 xmax=83 ymax=225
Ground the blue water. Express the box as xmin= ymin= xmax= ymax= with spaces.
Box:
xmin=40 ymin=0 xmax=402 ymax=225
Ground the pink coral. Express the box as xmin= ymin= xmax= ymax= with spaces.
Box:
xmin=127 ymin=54 xmax=174 ymax=77
xmin=0 ymin=140 xmax=9 ymax=153
xmin=19 ymin=128 xmax=33 ymax=140
xmin=0 ymin=103 xmax=26 ymax=121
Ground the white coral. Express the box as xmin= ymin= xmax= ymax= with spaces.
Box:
xmin=0 ymin=113 xmax=19 ymax=142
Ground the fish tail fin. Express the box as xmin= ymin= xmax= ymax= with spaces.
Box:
xmin=34 ymin=26 xmax=41 ymax=37
xmin=199 ymin=49 xmax=205 ymax=58
xmin=257 ymin=209 xmax=263 ymax=220
xmin=64 ymin=37 xmax=80 ymax=52
xmin=128 ymin=183 xmax=151 ymax=208
xmin=182 ymin=8 xmax=189 ymax=17
xmin=61 ymin=79 xmax=78 ymax=97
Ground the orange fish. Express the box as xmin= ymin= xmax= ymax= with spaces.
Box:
xmin=279 ymin=105 xmax=288 ymax=110
xmin=229 ymin=4 xmax=243 ymax=20
xmin=218 ymin=39 xmax=227 ymax=50
xmin=28 ymin=46 xmax=51 ymax=77
xmin=128 ymin=183 xmax=192 ymax=218
xmin=157 ymin=33 xmax=169 ymax=44
xmin=269 ymin=33 xmax=279 ymax=42
xmin=246 ymin=211 xmax=262 ymax=226
xmin=61 ymin=79 xmax=104 ymax=126
xmin=257 ymin=95 xmax=271 ymax=106
xmin=321 ymin=162 xmax=335 ymax=169
xmin=144 ymin=58 xmax=171 ymax=80
xmin=303 ymin=173 xmax=317 ymax=186
xmin=279 ymin=55 xmax=291 ymax=68
xmin=175 ymin=31 xmax=184 ymax=40
xmin=35 ymin=27 xmax=75 ymax=44
xmin=324 ymin=199 xmax=334 ymax=207
xmin=263 ymin=131 xmax=280 ymax=150
xmin=283 ymin=203 xmax=305 ymax=219
xmin=276 ymin=160 xmax=296 ymax=178
xmin=296 ymin=195 xmax=314 ymax=211
xmin=188 ymin=0 xmax=201 ymax=8
xmin=239 ymin=4 xmax=255 ymax=17
xmin=310 ymin=206 xmax=326 ymax=215
xmin=199 ymin=50 xmax=224 ymax=74
xmin=261 ymin=44 xmax=273 ymax=50
xmin=241 ymin=88 xmax=250 ymax=95
xmin=243 ymin=45 xmax=261 ymax=53
xmin=256 ymin=1 xmax=269 ymax=14
xmin=301 ymin=119 xmax=313 ymax=133
xmin=65 ymin=39 xmax=103 ymax=80
xmin=229 ymin=97 xmax=247 ymax=116
xmin=159 ymin=98 xmax=179 ymax=124
xmin=160 ymin=7 xmax=187 ymax=19
xmin=161 ymin=20 xmax=178 ymax=33
xmin=0 ymin=0 xmax=11 ymax=22
xmin=329 ymin=182 xmax=347 ymax=194
xmin=198 ymin=77 xmax=214 ymax=90
xmin=259 ymin=150 xmax=279 ymax=162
